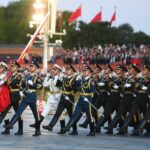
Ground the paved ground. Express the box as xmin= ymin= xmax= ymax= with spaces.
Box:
xmin=0 ymin=108 xmax=150 ymax=150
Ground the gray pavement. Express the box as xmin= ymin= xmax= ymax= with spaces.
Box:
xmin=0 ymin=108 xmax=150 ymax=150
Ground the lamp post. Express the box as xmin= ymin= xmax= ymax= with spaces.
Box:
xmin=29 ymin=0 xmax=66 ymax=70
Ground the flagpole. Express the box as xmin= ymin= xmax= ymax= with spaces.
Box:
xmin=100 ymin=6 xmax=103 ymax=22
xmin=114 ymin=6 xmax=117 ymax=26
xmin=17 ymin=12 xmax=50 ymax=64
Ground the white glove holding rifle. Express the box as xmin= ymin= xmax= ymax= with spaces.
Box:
xmin=65 ymin=96 xmax=70 ymax=100
xmin=83 ymin=97 xmax=89 ymax=102
xmin=28 ymin=80 xmax=33 ymax=85
xmin=19 ymin=91 xmax=24 ymax=97
xmin=98 ymin=82 xmax=105 ymax=87
xmin=124 ymin=83 xmax=131 ymax=88
xmin=141 ymin=85 xmax=148 ymax=90
xmin=113 ymin=84 xmax=119 ymax=89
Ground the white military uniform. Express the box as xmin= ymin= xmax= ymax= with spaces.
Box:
xmin=42 ymin=75 xmax=61 ymax=117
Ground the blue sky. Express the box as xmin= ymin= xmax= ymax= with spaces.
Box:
xmin=1 ymin=0 xmax=150 ymax=35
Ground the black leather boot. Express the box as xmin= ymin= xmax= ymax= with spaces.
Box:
xmin=1 ymin=120 xmax=10 ymax=134
xmin=15 ymin=120 xmax=23 ymax=135
xmin=4 ymin=115 xmax=18 ymax=129
xmin=94 ymin=116 xmax=106 ymax=133
xmin=117 ymin=127 xmax=127 ymax=135
xmin=0 ymin=106 xmax=10 ymax=125
xmin=42 ymin=116 xmax=59 ymax=131
xmin=79 ymin=119 xmax=88 ymax=128
xmin=57 ymin=120 xmax=66 ymax=134
xmin=30 ymin=115 xmax=44 ymax=128
xmin=0 ymin=114 xmax=4 ymax=125
xmin=65 ymin=118 xmax=76 ymax=132
xmin=69 ymin=123 xmax=78 ymax=135
xmin=132 ymin=119 xmax=146 ymax=136
xmin=104 ymin=115 xmax=119 ymax=133
xmin=33 ymin=121 xmax=41 ymax=136
xmin=29 ymin=123 xmax=36 ymax=128
xmin=87 ymin=122 xmax=95 ymax=136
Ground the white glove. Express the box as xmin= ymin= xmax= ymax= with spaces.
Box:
xmin=0 ymin=80 xmax=4 ymax=86
xmin=113 ymin=84 xmax=119 ymax=89
xmin=98 ymin=82 xmax=105 ymax=87
xmin=107 ymin=92 xmax=110 ymax=96
xmin=141 ymin=85 xmax=148 ymax=90
xmin=65 ymin=96 xmax=70 ymax=100
xmin=120 ymin=93 xmax=124 ymax=98
xmin=74 ymin=72 xmax=78 ymax=76
xmin=124 ymin=83 xmax=131 ymax=88
xmin=59 ymin=73 xmax=64 ymax=79
xmin=148 ymin=95 xmax=150 ymax=99
xmin=133 ymin=93 xmax=137 ymax=98
xmin=28 ymin=80 xmax=33 ymax=85
xmin=19 ymin=91 xmax=24 ymax=97
xmin=76 ymin=74 xmax=82 ymax=80
xmin=83 ymin=97 xmax=89 ymax=102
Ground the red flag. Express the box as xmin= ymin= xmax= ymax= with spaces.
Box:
xmin=17 ymin=12 xmax=50 ymax=64
xmin=68 ymin=5 xmax=81 ymax=23
xmin=110 ymin=11 xmax=116 ymax=25
xmin=90 ymin=11 xmax=102 ymax=23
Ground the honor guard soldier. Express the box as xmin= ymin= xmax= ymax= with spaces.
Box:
xmin=132 ymin=64 xmax=150 ymax=136
xmin=0 ymin=62 xmax=11 ymax=124
xmin=4 ymin=61 xmax=43 ymax=136
xmin=79 ymin=64 xmax=102 ymax=129
xmin=1 ymin=61 xmax=23 ymax=135
xmin=90 ymin=64 xmax=113 ymax=133
xmin=97 ymin=64 xmax=127 ymax=134
xmin=106 ymin=64 xmax=140 ymax=135
xmin=30 ymin=64 xmax=63 ymax=132
xmin=43 ymin=64 xmax=78 ymax=135
xmin=64 ymin=64 xmax=97 ymax=136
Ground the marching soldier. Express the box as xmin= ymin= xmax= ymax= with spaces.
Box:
xmin=90 ymin=64 xmax=113 ymax=133
xmin=79 ymin=64 xmax=102 ymax=129
xmin=1 ymin=61 xmax=23 ymax=135
xmin=64 ymin=64 xmax=97 ymax=136
xmin=132 ymin=64 xmax=150 ymax=136
xmin=4 ymin=61 xmax=43 ymax=136
xmin=0 ymin=62 xmax=11 ymax=124
xmin=96 ymin=64 xmax=127 ymax=134
xmin=105 ymin=64 xmax=140 ymax=135
xmin=118 ymin=64 xmax=149 ymax=135
xmin=30 ymin=64 xmax=63 ymax=133
xmin=43 ymin=64 xmax=78 ymax=135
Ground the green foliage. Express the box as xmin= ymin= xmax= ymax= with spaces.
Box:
xmin=0 ymin=1 xmax=150 ymax=47
xmin=0 ymin=0 xmax=34 ymax=44
xmin=62 ymin=19 xmax=150 ymax=48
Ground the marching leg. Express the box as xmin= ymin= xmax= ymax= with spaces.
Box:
xmin=1 ymin=119 xmax=10 ymax=135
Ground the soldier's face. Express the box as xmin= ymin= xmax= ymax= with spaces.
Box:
xmin=82 ymin=69 xmax=90 ymax=77
xmin=141 ymin=68 xmax=149 ymax=76
xmin=0 ymin=67 xmax=5 ymax=74
xmin=128 ymin=68 xmax=135 ymax=75
xmin=93 ymin=68 xmax=99 ymax=74
xmin=29 ymin=65 xmax=36 ymax=73
xmin=52 ymin=68 xmax=59 ymax=76
xmin=104 ymin=68 xmax=110 ymax=74
xmin=115 ymin=69 xmax=121 ymax=75
xmin=11 ymin=65 xmax=18 ymax=72
xmin=66 ymin=69 xmax=73 ymax=76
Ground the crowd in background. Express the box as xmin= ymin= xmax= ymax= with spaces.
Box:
xmin=51 ymin=44 xmax=150 ymax=65
xmin=0 ymin=44 xmax=150 ymax=66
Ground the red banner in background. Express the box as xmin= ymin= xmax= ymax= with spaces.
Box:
xmin=110 ymin=11 xmax=116 ymax=25
xmin=68 ymin=5 xmax=82 ymax=23
xmin=90 ymin=11 xmax=102 ymax=23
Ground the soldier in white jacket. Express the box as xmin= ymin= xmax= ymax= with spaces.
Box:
xmin=30 ymin=64 xmax=64 ymax=130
